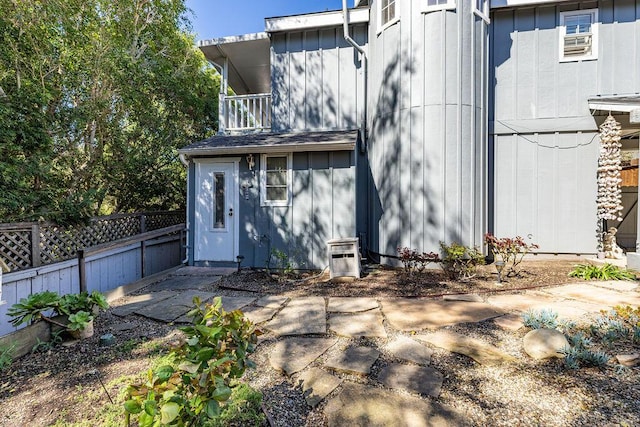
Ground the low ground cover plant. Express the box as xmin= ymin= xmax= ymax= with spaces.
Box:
xmin=124 ymin=297 xmax=262 ymax=426
xmin=569 ymin=263 xmax=636 ymax=281
xmin=522 ymin=307 xmax=639 ymax=369
xmin=485 ymin=233 xmax=539 ymax=277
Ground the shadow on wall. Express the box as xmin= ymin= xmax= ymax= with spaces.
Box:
xmin=270 ymin=27 xmax=365 ymax=132
xmin=367 ymin=47 xmax=469 ymax=263
xmin=245 ymin=151 xmax=356 ymax=270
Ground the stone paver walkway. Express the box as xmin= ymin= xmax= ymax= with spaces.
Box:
xmin=113 ymin=269 xmax=640 ymax=426
xmin=382 ymin=299 xmax=504 ymax=330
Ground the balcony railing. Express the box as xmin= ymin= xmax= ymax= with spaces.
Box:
xmin=220 ymin=93 xmax=271 ymax=133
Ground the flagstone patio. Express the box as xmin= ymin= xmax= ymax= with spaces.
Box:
xmin=110 ymin=267 xmax=640 ymax=426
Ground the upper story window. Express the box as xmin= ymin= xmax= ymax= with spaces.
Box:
xmin=422 ymin=0 xmax=455 ymax=13
xmin=378 ymin=0 xmax=398 ymax=32
xmin=260 ymin=153 xmax=292 ymax=207
xmin=474 ymin=0 xmax=489 ymax=22
xmin=559 ymin=9 xmax=598 ymax=62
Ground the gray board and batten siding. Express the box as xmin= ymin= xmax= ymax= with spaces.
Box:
xmin=270 ymin=24 xmax=368 ymax=133
xmin=490 ymin=1 xmax=640 ymax=254
xmin=366 ymin=0 xmax=489 ymax=258
xmin=187 ymin=150 xmax=356 ymax=270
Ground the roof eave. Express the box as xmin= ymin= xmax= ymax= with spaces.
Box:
xmin=179 ymin=142 xmax=355 ymax=158
xmin=265 ymin=8 xmax=369 ymax=33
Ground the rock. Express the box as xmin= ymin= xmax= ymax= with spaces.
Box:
xmin=377 ymin=363 xmax=444 ymax=398
xmin=616 ymin=353 xmax=640 ymax=367
xmin=523 ymin=328 xmax=569 ymax=360
xmin=265 ymin=297 xmax=326 ymax=335
xmin=325 ymin=346 xmax=380 ymax=376
xmin=385 ymin=336 xmax=433 ymax=365
xmin=324 ymin=382 xmax=466 ymax=427
xmin=416 ymin=331 xmax=516 ymax=365
xmin=254 ymin=295 xmax=289 ymax=308
xmin=111 ymin=291 xmax=175 ymax=317
xmin=327 ymin=297 xmax=379 ymax=313
xmin=493 ymin=314 xmax=524 ymax=331
xmin=295 ymin=368 xmax=342 ymax=407
xmin=269 ymin=337 xmax=338 ymax=376
xmin=241 ymin=305 xmax=280 ymax=324
xmin=135 ymin=290 xmax=217 ymax=322
xmin=329 ymin=311 xmax=387 ymax=338
xmin=443 ymin=294 xmax=483 ymax=302
xmin=544 ymin=284 xmax=640 ymax=309
xmin=149 ymin=276 xmax=220 ymax=291
xmin=382 ymin=299 xmax=503 ymax=331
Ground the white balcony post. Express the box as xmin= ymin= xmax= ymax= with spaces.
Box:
xmin=218 ymin=58 xmax=229 ymax=135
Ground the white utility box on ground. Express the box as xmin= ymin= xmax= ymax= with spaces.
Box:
xmin=327 ymin=238 xmax=361 ymax=279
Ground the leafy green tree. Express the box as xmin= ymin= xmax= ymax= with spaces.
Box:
xmin=0 ymin=0 xmax=218 ymax=223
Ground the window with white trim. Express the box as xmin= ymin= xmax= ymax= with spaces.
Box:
xmin=422 ymin=0 xmax=455 ymax=13
xmin=559 ymin=9 xmax=598 ymax=61
xmin=474 ymin=0 xmax=489 ymax=22
xmin=260 ymin=153 xmax=292 ymax=206
xmin=378 ymin=0 xmax=398 ymax=32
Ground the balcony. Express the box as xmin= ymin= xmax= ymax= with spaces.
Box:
xmin=220 ymin=93 xmax=271 ymax=133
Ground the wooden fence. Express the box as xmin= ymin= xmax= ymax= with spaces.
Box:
xmin=0 ymin=211 xmax=184 ymax=272
xmin=0 ymin=224 xmax=185 ymax=338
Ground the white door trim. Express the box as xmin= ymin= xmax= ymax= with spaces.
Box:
xmin=194 ymin=158 xmax=240 ymax=261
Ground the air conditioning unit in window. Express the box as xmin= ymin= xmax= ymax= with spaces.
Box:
xmin=564 ymin=33 xmax=592 ymax=56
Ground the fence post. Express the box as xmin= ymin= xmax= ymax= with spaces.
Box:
xmin=140 ymin=214 xmax=147 ymax=234
xmin=31 ymin=224 xmax=41 ymax=268
xmin=77 ymin=250 xmax=87 ymax=293
xmin=141 ymin=240 xmax=146 ymax=278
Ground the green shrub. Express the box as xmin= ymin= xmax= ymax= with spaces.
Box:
xmin=569 ymin=263 xmax=636 ymax=281
xmin=8 ymin=290 xmax=109 ymax=328
xmin=484 ymin=234 xmax=538 ymax=277
xmin=440 ymin=242 xmax=485 ymax=280
xmin=397 ymin=247 xmax=440 ymax=274
xmin=124 ymin=297 xmax=259 ymax=426
xmin=7 ymin=291 xmax=61 ymax=326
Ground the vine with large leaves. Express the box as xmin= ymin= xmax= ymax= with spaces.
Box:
xmin=0 ymin=0 xmax=219 ymax=224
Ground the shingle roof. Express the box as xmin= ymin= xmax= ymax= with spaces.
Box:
xmin=179 ymin=130 xmax=359 ymax=157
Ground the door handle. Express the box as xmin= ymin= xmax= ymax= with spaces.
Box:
xmin=228 ymin=208 xmax=233 ymax=217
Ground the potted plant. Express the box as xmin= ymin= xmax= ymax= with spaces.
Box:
xmin=7 ymin=290 xmax=108 ymax=339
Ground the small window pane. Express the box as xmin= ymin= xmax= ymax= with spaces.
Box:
xmin=267 ymin=156 xmax=287 ymax=171
xmin=381 ymin=0 xmax=395 ymax=25
xmin=565 ymin=15 xmax=592 ymax=34
xmin=267 ymin=187 xmax=287 ymax=201
xmin=266 ymin=171 xmax=287 ymax=186
xmin=214 ymin=173 xmax=225 ymax=229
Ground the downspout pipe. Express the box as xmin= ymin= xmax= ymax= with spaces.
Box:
xmin=342 ymin=0 xmax=367 ymax=152
xmin=179 ymin=152 xmax=189 ymax=264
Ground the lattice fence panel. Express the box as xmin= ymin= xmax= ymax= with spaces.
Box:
xmin=146 ymin=211 xmax=184 ymax=231
xmin=0 ymin=230 xmax=32 ymax=271
xmin=1 ymin=211 xmax=181 ymax=271
xmin=86 ymin=216 xmax=141 ymax=243
xmin=39 ymin=226 xmax=80 ymax=264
